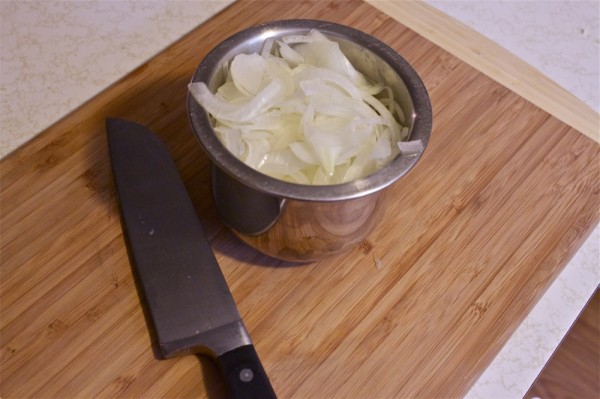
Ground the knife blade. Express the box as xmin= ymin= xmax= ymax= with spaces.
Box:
xmin=106 ymin=118 xmax=276 ymax=399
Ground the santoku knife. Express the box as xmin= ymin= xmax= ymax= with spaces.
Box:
xmin=106 ymin=118 xmax=276 ymax=399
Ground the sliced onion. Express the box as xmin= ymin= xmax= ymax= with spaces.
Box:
xmin=261 ymin=37 xmax=274 ymax=58
xmin=277 ymin=40 xmax=304 ymax=66
xmin=230 ymin=53 xmax=267 ymax=95
xmin=189 ymin=30 xmax=407 ymax=185
xmin=189 ymin=79 xmax=285 ymax=122
xmin=289 ymin=141 xmax=319 ymax=165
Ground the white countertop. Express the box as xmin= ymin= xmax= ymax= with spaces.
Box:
xmin=1 ymin=1 xmax=598 ymax=397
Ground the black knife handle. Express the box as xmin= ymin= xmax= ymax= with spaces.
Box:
xmin=216 ymin=345 xmax=277 ymax=399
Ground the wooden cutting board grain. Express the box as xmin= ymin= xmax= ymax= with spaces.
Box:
xmin=1 ymin=1 xmax=598 ymax=398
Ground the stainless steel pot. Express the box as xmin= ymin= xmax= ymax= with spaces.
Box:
xmin=188 ymin=19 xmax=432 ymax=262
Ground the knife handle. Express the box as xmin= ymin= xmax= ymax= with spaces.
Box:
xmin=216 ymin=345 xmax=277 ymax=399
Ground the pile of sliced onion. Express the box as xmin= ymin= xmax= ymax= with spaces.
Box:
xmin=189 ymin=29 xmax=408 ymax=185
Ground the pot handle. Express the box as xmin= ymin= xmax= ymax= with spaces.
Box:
xmin=211 ymin=165 xmax=285 ymax=236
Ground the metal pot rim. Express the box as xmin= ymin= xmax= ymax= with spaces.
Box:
xmin=188 ymin=19 xmax=432 ymax=201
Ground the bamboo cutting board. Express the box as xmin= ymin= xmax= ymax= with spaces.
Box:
xmin=1 ymin=1 xmax=598 ymax=398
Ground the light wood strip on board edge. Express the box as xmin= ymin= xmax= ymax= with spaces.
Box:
xmin=366 ymin=0 xmax=600 ymax=143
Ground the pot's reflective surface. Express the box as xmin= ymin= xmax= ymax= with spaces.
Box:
xmin=236 ymin=191 xmax=388 ymax=262
xmin=188 ymin=19 xmax=432 ymax=261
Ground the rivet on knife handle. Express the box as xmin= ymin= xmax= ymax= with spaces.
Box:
xmin=106 ymin=118 xmax=276 ymax=398
xmin=218 ymin=345 xmax=277 ymax=398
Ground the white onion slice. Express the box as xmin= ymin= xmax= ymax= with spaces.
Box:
xmin=189 ymin=79 xmax=285 ymax=122
xmin=398 ymin=139 xmax=424 ymax=155
xmin=277 ymin=40 xmax=304 ymax=66
xmin=230 ymin=53 xmax=267 ymax=95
